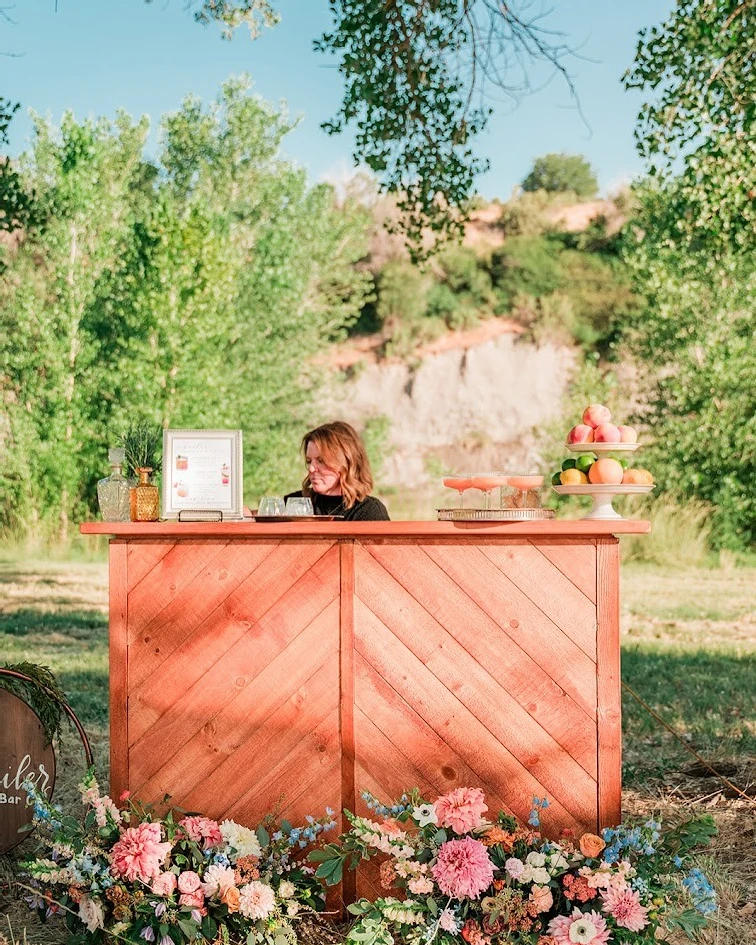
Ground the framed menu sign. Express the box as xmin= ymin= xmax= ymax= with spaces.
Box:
xmin=162 ymin=429 xmax=243 ymax=520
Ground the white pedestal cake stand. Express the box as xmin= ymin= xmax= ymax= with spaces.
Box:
xmin=553 ymin=483 xmax=655 ymax=521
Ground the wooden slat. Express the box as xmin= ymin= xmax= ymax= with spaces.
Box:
xmin=355 ymin=598 xmax=590 ymax=832
xmin=339 ymin=541 xmax=357 ymax=907
xmin=127 ymin=541 xmax=229 ymax=633
xmin=355 ymin=653 xmax=510 ymax=813
xmin=128 ymin=543 xmax=338 ymax=740
xmin=223 ymin=711 xmax=340 ymax=823
xmin=478 ymin=543 xmax=597 ymax=657
xmin=357 ymin=544 xmax=597 ymax=773
xmin=109 ymin=540 xmax=128 ymax=800
xmin=179 ymin=661 xmax=338 ymax=816
xmin=127 ymin=538 xmax=278 ymax=646
xmin=132 ymin=606 xmax=339 ymax=807
xmin=532 ymin=539 xmax=597 ymax=604
xmin=355 ymin=593 xmax=596 ymax=823
xmin=82 ymin=520 xmax=651 ymax=538
xmin=130 ymin=589 xmax=339 ymax=789
xmin=422 ymin=541 xmax=597 ymax=679
xmin=126 ymin=540 xmax=174 ymax=591
xmin=596 ymin=538 xmax=621 ymax=828
xmin=356 ymin=706 xmax=439 ymax=800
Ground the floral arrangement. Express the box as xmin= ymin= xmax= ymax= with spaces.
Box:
xmin=311 ymin=788 xmax=718 ymax=945
xmin=21 ymin=771 xmax=337 ymax=945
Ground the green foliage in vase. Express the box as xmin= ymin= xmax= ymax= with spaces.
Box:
xmin=621 ymin=0 xmax=756 ymax=549
xmin=0 ymin=78 xmax=372 ymax=543
xmin=521 ymin=152 xmax=599 ymax=199
xmin=119 ymin=420 xmax=163 ymax=477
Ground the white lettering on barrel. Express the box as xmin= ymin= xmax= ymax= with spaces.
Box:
xmin=0 ymin=755 xmax=52 ymax=794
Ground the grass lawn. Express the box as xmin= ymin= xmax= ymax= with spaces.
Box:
xmin=0 ymin=555 xmax=754 ymax=943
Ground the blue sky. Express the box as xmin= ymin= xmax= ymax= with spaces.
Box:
xmin=3 ymin=0 xmax=673 ymax=198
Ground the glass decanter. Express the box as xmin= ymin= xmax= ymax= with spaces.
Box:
xmin=97 ymin=448 xmax=131 ymax=522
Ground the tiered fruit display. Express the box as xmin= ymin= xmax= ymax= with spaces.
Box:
xmin=552 ymin=403 xmax=654 ymax=486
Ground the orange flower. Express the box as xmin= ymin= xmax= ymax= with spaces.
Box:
xmin=482 ymin=827 xmax=516 ymax=849
xmin=380 ymin=818 xmax=404 ymax=836
xmin=220 ymin=886 xmax=241 ymax=914
xmin=579 ymin=833 xmax=606 ymax=858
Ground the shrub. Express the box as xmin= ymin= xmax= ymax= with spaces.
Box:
xmin=621 ymin=497 xmax=712 ymax=567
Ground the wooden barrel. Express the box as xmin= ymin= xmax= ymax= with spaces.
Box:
xmin=0 ymin=688 xmax=56 ymax=853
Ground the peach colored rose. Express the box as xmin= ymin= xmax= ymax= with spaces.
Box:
xmin=220 ymin=886 xmax=241 ymax=913
xmin=152 ymin=872 xmax=178 ymax=897
xmin=529 ymin=885 xmax=554 ymax=913
xmin=177 ymin=871 xmax=203 ymax=895
xmin=579 ymin=833 xmax=606 ymax=859
xmin=179 ymin=891 xmax=205 ymax=909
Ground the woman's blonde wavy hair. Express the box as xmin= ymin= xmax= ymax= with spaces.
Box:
xmin=301 ymin=421 xmax=374 ymax=510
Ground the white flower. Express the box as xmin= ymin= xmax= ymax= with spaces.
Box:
xmin=220 ymin=820 xmax=262 ymax=861
xmin=278 ymin=880 xmax=296 ymax=899
xmin=531 ymin=867 xmax=551 ymax=885
xmin=569 ymin=916 xmax=598 ymax=943
xmin=286 ymin=902 xmax=300 ymax=917
xmin=202 ymin=864 xmax=237 ymax=897
xmin=519 ymin=865 xmax=534 ymax=883
xmin=550 ymin=852 xmax=569 ymax=871
xmin=505 ymin=857 xmax=525 ymax=880
xmin=238 ymin=881 xmax=276 ymax=920
xmin=438 ymin=908 xmax=460 ymax=934
xmin=526 ymin=852 xmax=546 ymax=868
xmin=408 ymin=876 xmax=434 ymax=895
xmin=412 ymin=803 xmax=438 ymax=827
xmin=78 ymin=895 xmax=105 ymax=933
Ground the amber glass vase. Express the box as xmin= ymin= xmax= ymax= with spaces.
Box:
xmin=131 ymin=467 xmax=159 ymax=521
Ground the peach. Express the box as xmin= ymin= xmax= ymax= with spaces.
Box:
xmin=560 ymin=468 xmax=588 ymax=485
xmin=582 ymin=404 xmax=612 ymax=428
xmin=622 ymin=468 xmax=654 ymax=485
xmin=593 ymin=423 xmax=621 ymax=443
xmin=588 ymin=458 xmax=624 ymax=485
xmin=567 ymin=424 xmax=594 ymax=444
xmin=618 ymin=425 xmax=638 ymax=443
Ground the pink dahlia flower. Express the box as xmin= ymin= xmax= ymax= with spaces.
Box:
xmin=549 ymin=909 xmax=611 ymax=945
xmin=602 ymin=885 xmax=649 ymax=931
xmin=431 ymin=837 xmax=495 ymax=899
xmin=111 ymin=822 xmax=172 ymax=884
xmin=179 ymin=816 xmax=223 ymax=850
xmin=434 ymin=787 xmax=488 ymax=834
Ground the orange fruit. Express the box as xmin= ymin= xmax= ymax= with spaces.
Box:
xmin=560 ymin=468 xmax=589 ymax=485
xmin=588 ymin=458 xmax=624 ymax=485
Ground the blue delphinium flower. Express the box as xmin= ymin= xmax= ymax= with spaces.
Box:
xmin=683 ymin=868 xmax=717 ymax=914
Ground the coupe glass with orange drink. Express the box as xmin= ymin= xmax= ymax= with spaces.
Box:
xmin=442 ymin=476 xmax=473 ymax=508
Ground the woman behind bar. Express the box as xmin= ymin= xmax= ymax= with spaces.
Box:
xmin=285 ymin=421 xmax=390 ymax=521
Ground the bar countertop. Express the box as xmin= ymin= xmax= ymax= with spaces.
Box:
xmin=81 ymin=519 xmax=650 ymax=538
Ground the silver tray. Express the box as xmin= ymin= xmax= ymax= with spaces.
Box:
xmin=437 ymin=508 xmax=555 ymax=521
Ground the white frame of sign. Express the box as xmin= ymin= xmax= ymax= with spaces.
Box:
xmin=162 ymin=429 xmax=244 ymax=520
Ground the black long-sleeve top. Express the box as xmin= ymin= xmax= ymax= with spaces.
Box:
xmin=284 ymin=490 xmax=390 ymax=521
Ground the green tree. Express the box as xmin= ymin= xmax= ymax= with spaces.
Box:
xmin=0 ymin=111 xmax=149 ymax=542
xmin=0 ymin=78 xmax=372 ymax=541
xmin=165 ymin=1 xmax=579 ymax=252
xmin=622 ymin=0 xmax=756 ymax=548
xmin=521 ymin=153 xmax=598 ymax=198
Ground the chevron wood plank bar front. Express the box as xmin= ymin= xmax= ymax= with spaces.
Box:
xmin=82 ymin=519 xmax=648 ymax=899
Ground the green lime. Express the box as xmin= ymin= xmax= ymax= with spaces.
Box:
xmin=551 ymin=471 xmax=562 ymax=486
xmin=561 ymin=458 xmax=577 ymax=471
xmin=575 ymin=454 xmax=595 ymax=473
xmin=619 ymin=457 xmax=630 ymax=469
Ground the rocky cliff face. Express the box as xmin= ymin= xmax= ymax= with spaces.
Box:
xmin=322 ymin=324 xmax=575 ymax=492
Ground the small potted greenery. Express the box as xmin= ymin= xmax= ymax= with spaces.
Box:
xmin=119 ymin=421 xmax=163 ymax=521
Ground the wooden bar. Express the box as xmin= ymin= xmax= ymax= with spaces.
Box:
xmin=85 ymin=520 xmax=645 ymax=875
